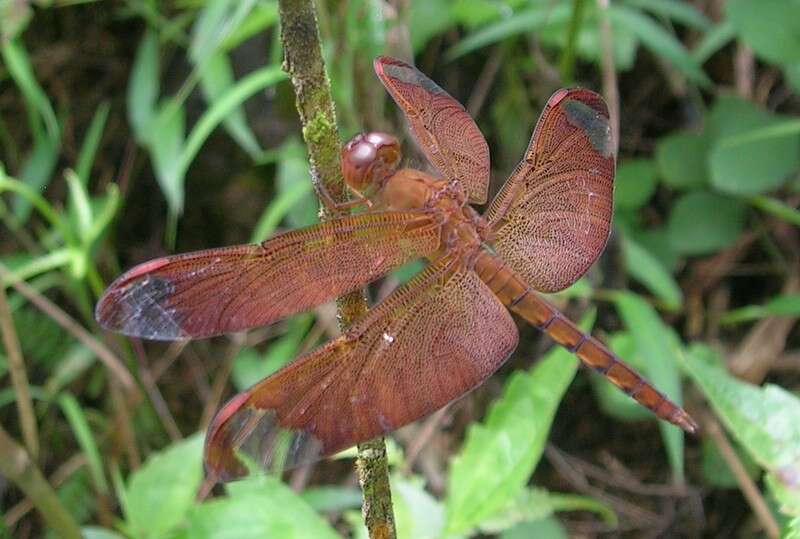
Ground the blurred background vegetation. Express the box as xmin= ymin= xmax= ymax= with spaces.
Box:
xmin=1 ymin=0 xmax=799 ymax=537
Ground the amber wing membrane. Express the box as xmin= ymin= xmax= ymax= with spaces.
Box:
xmin=374 ymin=56 xmax=490 ymax=204
xmin=486 ymin=88 xmax=615 ymax=293
xmin=204 ymin=257 xmax=518 ymax=480
xmin=96 ymin=212 xmax=440 ymax=340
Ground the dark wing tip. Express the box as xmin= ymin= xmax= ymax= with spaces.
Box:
xmin=95 ymin=267 xmax=186 ymax=341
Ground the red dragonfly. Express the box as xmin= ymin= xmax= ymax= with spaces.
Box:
xmin=97 ymin=56 xmax=697 ymax=481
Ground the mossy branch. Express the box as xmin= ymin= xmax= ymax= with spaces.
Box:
xmin=276 ymin=1 xmax=397 ymax=538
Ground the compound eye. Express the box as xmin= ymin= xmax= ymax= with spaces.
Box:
xmin=341 ymin=137 xmax=378 ymax=190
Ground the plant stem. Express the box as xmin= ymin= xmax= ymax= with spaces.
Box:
xmin=559 ymin=0 xmax=587 ymax=84
xmin=0 ymin=424 xmax=82 ymax=539
xmin=276 ymin=1 xmax=397 ymax=538
xmin=0 ymin=280 xmax=38 ymax=461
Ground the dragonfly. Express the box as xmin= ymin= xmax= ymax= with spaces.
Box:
xmin=97 ymin=56 xmax=697 ymax=481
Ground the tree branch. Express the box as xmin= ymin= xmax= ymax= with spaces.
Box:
xmin=276 ymin=1 xmax=396 ymax=537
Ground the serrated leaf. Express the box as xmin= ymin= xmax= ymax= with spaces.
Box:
xmin=667 ymin=191 xmax=747 ymax=256
xmin=126 ymin=435 xmax=204 ymax=538
xmin=612 ymin=291 xmax=684 ymax=479
xmin=187 ymin=476 xmax=339 ymax=539
xmin=655 ymin=131 xmax=710 ymax=190
xmin=444 ymin=311 xmax=595 ymax=535
xmin=683 ymin=344 xmax=800 ymax=516
xmin=615 ymin=159 xmax=658 ymax=210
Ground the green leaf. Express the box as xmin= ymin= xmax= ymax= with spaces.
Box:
xmin=700 ymin=437 xmax=760 ymax=488
xmin=721 ymin=294 xmax=800 ymax=325
xmin=126 ymin=435 xmax=204 ymax=538
xmin=655 ymin=131 xmax=710 ymax=189
xmin=232 ymin=314 xmax=313 ymax=391
xmin=197 ymin=52 xmax=262 ymax=158
xmin=148 ymin=100 xmax=186 ymax=216
xmin=274 ymin=137 xmax=319 ymax=230
xmin=500 ymin=517 xmax=568 ymax=539
xmin=408 ymin=0 xmax=457 ymax=53
xmin=667 ymin=191 xmax=747 ymax=256
xmin=444 ymin=311 xmax=595 ymax=535
xmin=747 ymin=194 xmax=800 ymax=227
xmin=392 ymin=475 xmax=444 ymax=539
xmin=445 ymin=6 xmax=557 ymax=60
xmin=127 ymin=29 xmax=160 ymax=144
xmin=179 ymin=64 xmax=286 ymax=180
xmin=81 ymin=527 xmax=126 ymax=539
xmin=186 ymin=476 xmax=339 ymax=539
xmin=726 ymin=0 xmax=800 ymax=65
xmin=76 ymin=102 xmax=111 ymax=186
xmin=615 ymin=159 xmax=658 ymax=210
xmin=692 ymin=20 xmax=736 ymax=64
xmin=707 ymin=97 xmax=800 ymax=195
xmin=612 ymin=291 xmax=684 ymax=480
xmin=623 ymin=0 xmax=711 ymax=30
xmin=606 ymin=5 xmax=711 ymax=86
xmin=301 ymin=486 xmax=362 ymax=513
xmin=59 ymin=394 xmax=109 ymax=495
xmin=621 ymin=234 xmax=683 ymax=310
xmin=683 ymin=344 xmax=800 ymax=516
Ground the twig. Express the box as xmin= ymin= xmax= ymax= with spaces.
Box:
xmin=277 ymin=1 xmax=396 ymax=537
xmin=0 ymin=278 xmax=39 ymax=460
xmin=130 ymin=339 xmax=182 ymax=441
xmin=0 ymin=264 xmax=138 ymax=398
xmin=0 ymin=424 xmax=82 ymax=539
xmin=704 ymin=416 xmax=780 ymax=538
xmin=595 ymin=0 xmax=619 ymax=155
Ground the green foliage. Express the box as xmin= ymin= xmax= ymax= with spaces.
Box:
xmin=444 ymin=312 xmax=594 ymax=535
xmin=667 ymin=191 xmax=747 ymax=255
xmin=684 ymin=345 xmax=800 ymax=519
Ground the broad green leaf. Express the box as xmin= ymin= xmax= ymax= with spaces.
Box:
xmin=186 ymin=476 xmax=339 ymax=539
xmin=707 ymin=97 xmax=800 ymax=195
xmin=621 ymin=234 xmax=683 ymax=310
xmin=81 ymin=527 xmax=126 ymax=539
xmin=630 ymin=225 xmax=680 ymax=272
xmin=127 ymin=29 xmax=160 ymax=143
xmin=683 ymin=344 xmax=800 ymax=516
xmin=667 ymin=191 xmax=747 ymax=256
xmin=607 ymin=5 xmax=711 ymax=86
xmin=786 ymin=61 xmax=800 ymax=94
xmin=444 ymin=311 xmax=595 ymax=535
xmin=126 ymin=435 xmax=204 ymax=538
xmin=500 ymin=517 xmax=568 ymax=539
xmin=721 ymin=294 xmax=800 ymax=325
xmin=612 ymin=291 xmax=684 ymax=480
xmin=591 ymin=333 xmax=654 ymax=423
xmin=655 ymin=131 xmax=710 ymax=189
xmin=301 ymin=486 xmax=362 ymax=513
xmin=700 ymin=437 xmax=760 ymax=488
xmin=726 ymin=0 xmax=800 ymax=65
xmin=614 ymin=159 xmax=658 ymax=210
xmin=392 ymin=475 xmax=444 ymax=539
xmin=480 ymin=488 xmax=616 ymax=534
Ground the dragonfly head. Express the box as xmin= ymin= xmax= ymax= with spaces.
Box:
xmin=341 ymin=132 xmax=401 ymax=193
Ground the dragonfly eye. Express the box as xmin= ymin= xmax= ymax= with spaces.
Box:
xmin=342 ymin=132 xmax=401 ymax=191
